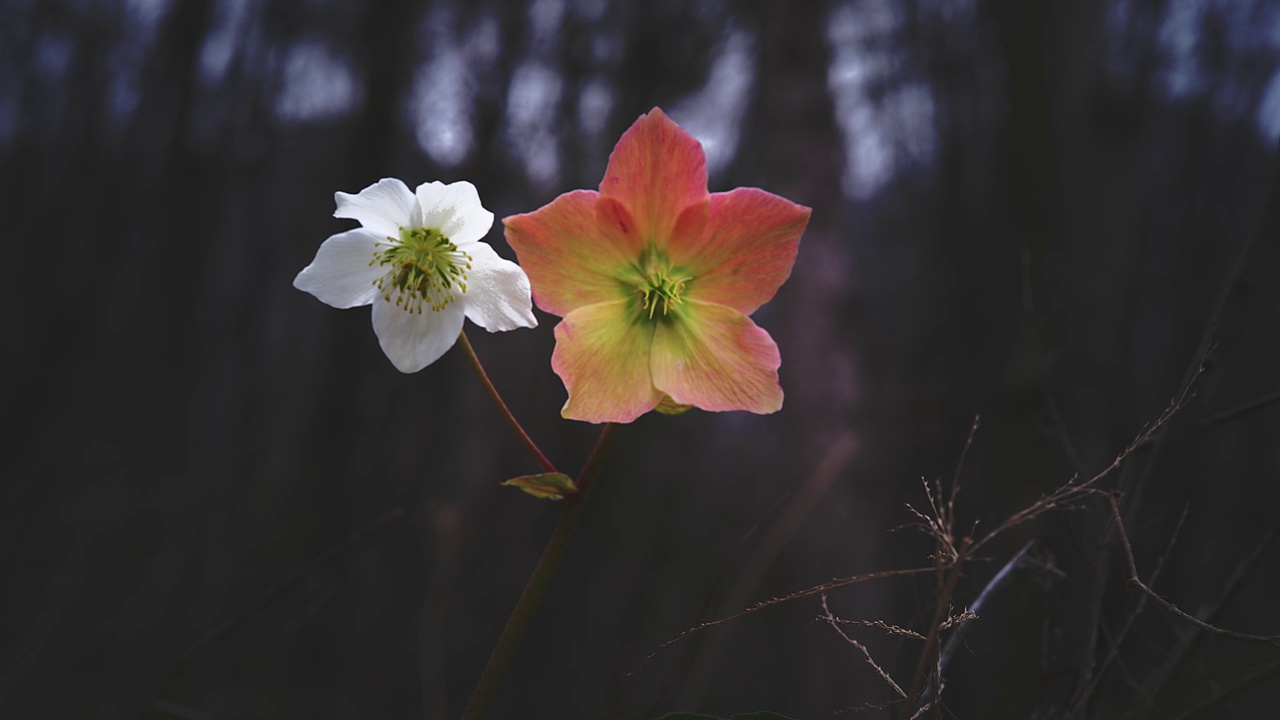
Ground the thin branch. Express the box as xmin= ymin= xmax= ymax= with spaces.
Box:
xmin=1167 ymin=661 xmax=1280 ymax=720
xmin=1128 ymin=147 xmax=1280 ymax=522
xmin=1085 ymin=505 xmax=1189 ymax=702
xmin=950 ymin=415 xmax=980 ymax=500
xmin=647 ymin=488 xmax=794 ymax=714
xmin=937 ymin=540 xmax=1032 ymax=664
xmin=1199 ymin=389 xmax=1280 ymax=430
xmin=457 ymin=330 xmax=557 ymax=474
xmin=1105 ymin=494 xmax=1280 ymax=647
xmin=669 ymin=431 xmax=860 ymax=709
xmin=630 ymin=565 xmax=937 ymax=677
xmin=836 ymin=698 xmax=906 ymax=715
xmin=820 ymin=593 xmax=907 ymax=698
xmin=1136 ymin=513 xmax=1280 ymax=718
xmin=899 ymin=536 xmax=971 ymax=720
xmin=969 ymin=382 xmax=1191 ymax=556
xmin=823 ymin=616 xmax=925 ymax=640
xmin=1020 ymin=246 xmax=1086 ymax=476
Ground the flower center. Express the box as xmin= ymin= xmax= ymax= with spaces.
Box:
xmin=639 ymin=269 xmax=690 ymax=320
xmin=371 ymin=227 xmax=472 ymax=313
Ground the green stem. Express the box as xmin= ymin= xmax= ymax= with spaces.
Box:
xmin=457 ymin=330 xmax=557 ymax=474
xmin=459 ymin=423 xmax=621 ymax=720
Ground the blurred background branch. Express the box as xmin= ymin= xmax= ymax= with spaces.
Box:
xmin=3 ymin=0 xmax=1279 ymax=717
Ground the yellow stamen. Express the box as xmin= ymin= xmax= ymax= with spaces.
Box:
xmin=639 ymin=269 xmax=690 ymax=319
xmin=371 ymin=227 xmax=472 ymax=314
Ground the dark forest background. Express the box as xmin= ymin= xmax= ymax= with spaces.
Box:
xmin=4 ymin=0 xmax=1280 ymax=718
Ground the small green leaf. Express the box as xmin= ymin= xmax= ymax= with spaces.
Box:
xmin=501 ymin=472 xmax=578 ymax=500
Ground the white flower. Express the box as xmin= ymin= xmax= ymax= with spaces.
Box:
xmin=294 ymin=178 xmax=537 ymax=372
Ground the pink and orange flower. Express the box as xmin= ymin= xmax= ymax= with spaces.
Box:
xmin=505 ymin=109 xmax=811 ymax=424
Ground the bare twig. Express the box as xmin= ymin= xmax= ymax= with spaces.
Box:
xmin=1136 ymin=514 xmax=1280 ymax=718
xmin=1127 ymin=146 xmax=1280 ymax=523
xmin=836 ymin=697 xmax=907 ymax=715
xmin=674 ymin=431 xmax=860 ymax=707
xmin=899 ymin=536 xmax=971 ymax=720
xmin=820 ymin=593 xmax=908 ymax=698
xmin=1084 ymin=505 xmax=1189 ymax=702
xmin=969 ymin=382 xmax=1191 ymax=557
xmin=950 ymin=415 xmax=980 ymax=501
xmin=1071 ymin=369 xmax=1195 ymax=713
xmin=933 ymin=540 xmax=1039 ymax=683
xmin=630 ymin=565 xmax=937 ymax=677
xmin=1167 ymin=661 xmax=1280 ymax=720
xmin=824 ymin=616 xmax=925 ymax=640
xmin=937 ymin=610 xmax=977 ymax=632
xmin=646 ymin=488 xmax=794 ymax=714
xmin=1105 ymin=494 xmax=1280 ymax=647
xmin=1199 ymin=389 xmax=1280 ymax=430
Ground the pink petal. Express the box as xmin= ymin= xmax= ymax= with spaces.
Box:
xmin=551 ymin=300 xmax=663 ymax=423
xmin=504 ymin=190 xmax=642 ymax=317
xmin=670 ymin=187 xmax=810 ymax=315
xmin=650 ymin=300 xmax=783 ymax=414
xmin=599 ymin=108 xmax=709 ymax=244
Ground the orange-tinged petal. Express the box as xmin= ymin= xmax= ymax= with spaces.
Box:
xmin=669 ymin=198 xmax=709 ymax=252
xmin=672 ymin=188 xmax=810 ymax=315
xmin=599 ymin=108 xmax=709 ymax=243
xmin=650 ymin=300 xmax=783 ymax=414
xmin=552 ymin=300 xmax=663 ymax=423
xmin=504 ymin=190 xmax=642 ymax=317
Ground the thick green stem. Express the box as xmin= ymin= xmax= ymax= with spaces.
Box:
xmin=457 ymin=331 xmax=557 ymax=474
xmin=459 ymin=423 xmax=620 ymax=720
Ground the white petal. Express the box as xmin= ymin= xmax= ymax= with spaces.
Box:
xmin=460 ymin=242 xmax=538 ymax=332
xmin=334 ymin=178 xmax=418 ymax=238
xmin=293 ymin=229 xmax=385 ymax=308
xmin=415 ymin=180 xmax=494 ymax=245
xmin=370 ymin=297 xmax=466 ymax=373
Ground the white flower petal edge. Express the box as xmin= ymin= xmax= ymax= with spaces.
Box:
xmin=371 ymin=299 xmax=467 ymax=373
xmin=335 ymin=178 xmax=418 ymax=238
xmin=292 ymin=229 xmax=385 ymax=308
xmin=416 ymin=181 xmax=493 ymax=245
xmin=461 ymin=242 xmax=538 ymax=332
xmin=297 ymin=177 xmax=536 ymax=372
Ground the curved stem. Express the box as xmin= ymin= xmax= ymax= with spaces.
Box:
xmin=459 ymin=423 xmax=621 ymax=720
xmin=457 ymin=331 xmax=557 ymax=474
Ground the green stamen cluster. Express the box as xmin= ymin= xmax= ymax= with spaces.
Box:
xmin=639 ymin=269 xmax=690 ymax=319
xmin=371 ymin=226 xmax=472 ymax=313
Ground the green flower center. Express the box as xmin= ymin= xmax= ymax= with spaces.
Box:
xmin=371 ymin=227 xmax=472 ymax=313
xmin=639 ymin=269 xmax=691 ymax=320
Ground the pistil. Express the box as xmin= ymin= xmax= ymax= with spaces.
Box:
xmin=371 ymin=227 xmax=472 ymax=313
xmin=639 ymin=269 xmax=691 ymax=319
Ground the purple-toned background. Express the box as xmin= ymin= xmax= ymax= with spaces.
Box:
xmin=5 ymin=0 xmax=1280 ymax=717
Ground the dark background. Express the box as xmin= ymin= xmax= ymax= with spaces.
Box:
xmin=5 ymin=0 xmax=1280 ymax=718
